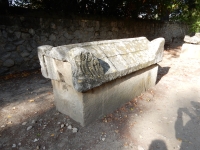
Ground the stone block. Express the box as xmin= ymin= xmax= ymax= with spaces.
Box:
xmin=184 ymin=33 xmax=200 ymax=44
xmin=181 ymin=43 xmax=200 ymax=59
xmin=52 ymin=63 xmax=158 ymax=126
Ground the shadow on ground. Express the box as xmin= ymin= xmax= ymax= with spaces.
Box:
xmin=156 ymin=65 xmax=170 ymax=84
xmin=148 ymin=139 xmax=168 ymax=150
xmin=175 ymin=101 xmax=200 ymax=150
xmin=0 ymin=72 xmax=146 ymax=150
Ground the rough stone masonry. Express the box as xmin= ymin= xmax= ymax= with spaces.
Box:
xmin=38 ymin=37 xmax=165 ymax=126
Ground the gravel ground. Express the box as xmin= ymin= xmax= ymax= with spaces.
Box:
xmin=0 ymin=41 xmax=200 ymax=150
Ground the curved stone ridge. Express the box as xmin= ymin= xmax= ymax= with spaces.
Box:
xmin=38 ymin=37 xmax=165 ymax=92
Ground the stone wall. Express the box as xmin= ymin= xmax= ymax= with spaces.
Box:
xmin=0 ymin=15 xmax=188 ymax=75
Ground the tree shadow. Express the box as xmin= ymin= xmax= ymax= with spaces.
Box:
xmin=148 ymin=139 xmax=168 ymax=150
xmin=175 ymin=101 xmax=200 ymax=150
xmin=156 ymin=65 xmax=170 ymax=84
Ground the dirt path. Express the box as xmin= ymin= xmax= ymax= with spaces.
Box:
xmin=0 ymin=42 xmax=200 ymax=150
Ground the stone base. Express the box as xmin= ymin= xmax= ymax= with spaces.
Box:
xmin=51 ymin=65 xmax=158 ymax=126
xmin=181 ymin=43 xmax=200 ymax=59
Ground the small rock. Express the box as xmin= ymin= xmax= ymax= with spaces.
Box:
xmin=1 ymin=125 xmax=6 ymax=128
xmin=27 ymin=126 xmax=32 ymax=131
xmin=32 ymin=120 xmax=36 ymax=124
xmin=72 ymin=127 xmax=78 ymax=133
xmin=102 ymin=138 xmax=105 ymax=141
xmin=22 ymin=122 xmax=27 ymax=125
xmin=57 ymin=122 xmax=61 ymax=125
xmin=55 ymin=127 xmax=60 ymax=132
xmin=12 ymin=144 xmax=16 ymax=148
xmin=18 ymin=143 xmax=21 ymax=146
xmin=13 ymin=39 xmax=24 ymax=45
xmin=49 ymin=34 xmax=56 ymax=41
xmin=7 ymin=121 xmax=12 ymax=124
xmin=5 ymin=43 xmax=16 ymax=51
xmin=29 ymin=29 xmax=35 ymax=35
xmin=36 ymin=145 xmax=40 ymax=149
xmin=60 ymin=124 xmax=65 ymax=128
xmin=33 ymin=138 xmax=39 ymax=142
xmin=15 ymin=32 xmax=21 ymax=39
xmin=67 ymin=125 xmax=72 ymax=129
xmin=43 ymin=146 xmax=46 ymax=149
xmin=20 ymin=52 xmax=29 ymax=57
xmin=3 ymin=59 xmax=15 ymax=67
xmin=138 ymin=145 xmax=144 ymax=150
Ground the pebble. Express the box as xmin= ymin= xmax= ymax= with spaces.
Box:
xmin=27 ymin=126 xmax=32 ymax=131
xmin=33 ymin=138 xmax=39 ymax=142
xmin=43 ymin=146 xmax=46 ymax=149
xmin=138 ymin=145 xmax=144 ymax=150
xmin=102 ymin=137 xmax=105 ymax=141
xmin=57 ymin=122 xmax=61 ymax=125
xmin=72 ymin=127 xmax=78 ymax=133
xmin=60 ymin=124 xmax=65 ymax=128
xmin=67 ymin=125 xmax=72 ymax=129
xmin=22 ymin=122 xmax=27 ymax=125
xmin=18 ymin=142 xmax=21 ymax=146
xmin=32 ymin=120 xmax=36 ymax=124
xmin=1 ymin=125 xmax=5 ymax=128
xmin=12 ymin=144 xmax=16 ymax=148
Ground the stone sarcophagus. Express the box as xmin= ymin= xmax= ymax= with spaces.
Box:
xmin=38 ymin=37 xmax=165 ymax=126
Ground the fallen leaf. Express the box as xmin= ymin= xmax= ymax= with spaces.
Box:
xmin=177 ymin=138 xmax=182 ymax=141
xmin=115 ymin=130 xmax=119 ymax=133
xmin=29 ymin=99 xmax=35 ymax=102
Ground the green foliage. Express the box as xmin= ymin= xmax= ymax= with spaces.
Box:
xmin=169 ymin=0 xmax=200 ymax=32
xmin=5 ymin=0 xmax=200 ymax=32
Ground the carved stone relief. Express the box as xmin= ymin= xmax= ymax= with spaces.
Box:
xmin=75 ymin=52 xmax=104 ymax=79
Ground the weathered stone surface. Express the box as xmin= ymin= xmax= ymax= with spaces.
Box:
xmin=2 ymin=52 xmax=11 ymax=61
xmin=0 ymin=67 xmax=8 ymax=74
xmin=29 ymin=28 xmax=35 ymax=35
xmin=52 ymin=64 xmax=158 ymax=126
xmin=13 ymin=39 xmax=25 ymax=45
xmin=17 ymin=45 xmax=26 ymax=52
xmin=14 ymin=32 xmax=21 ymax=39
xmin=49 ymin=34 xmax=56 ymax=41
xmin=184 ymin=33 xmax=200 ymax=44
xmin=3 ymin=59 xmax=14 ymax=67
xmin=4 ymin=43 xmax=16 ymax=52
xmin=181 ymin=43 xmax=200 ymax=59
xmin=38 ymin=37 xmax=165 ymax=92
xmin=20 ymin=52 xmax=30 ymax=57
